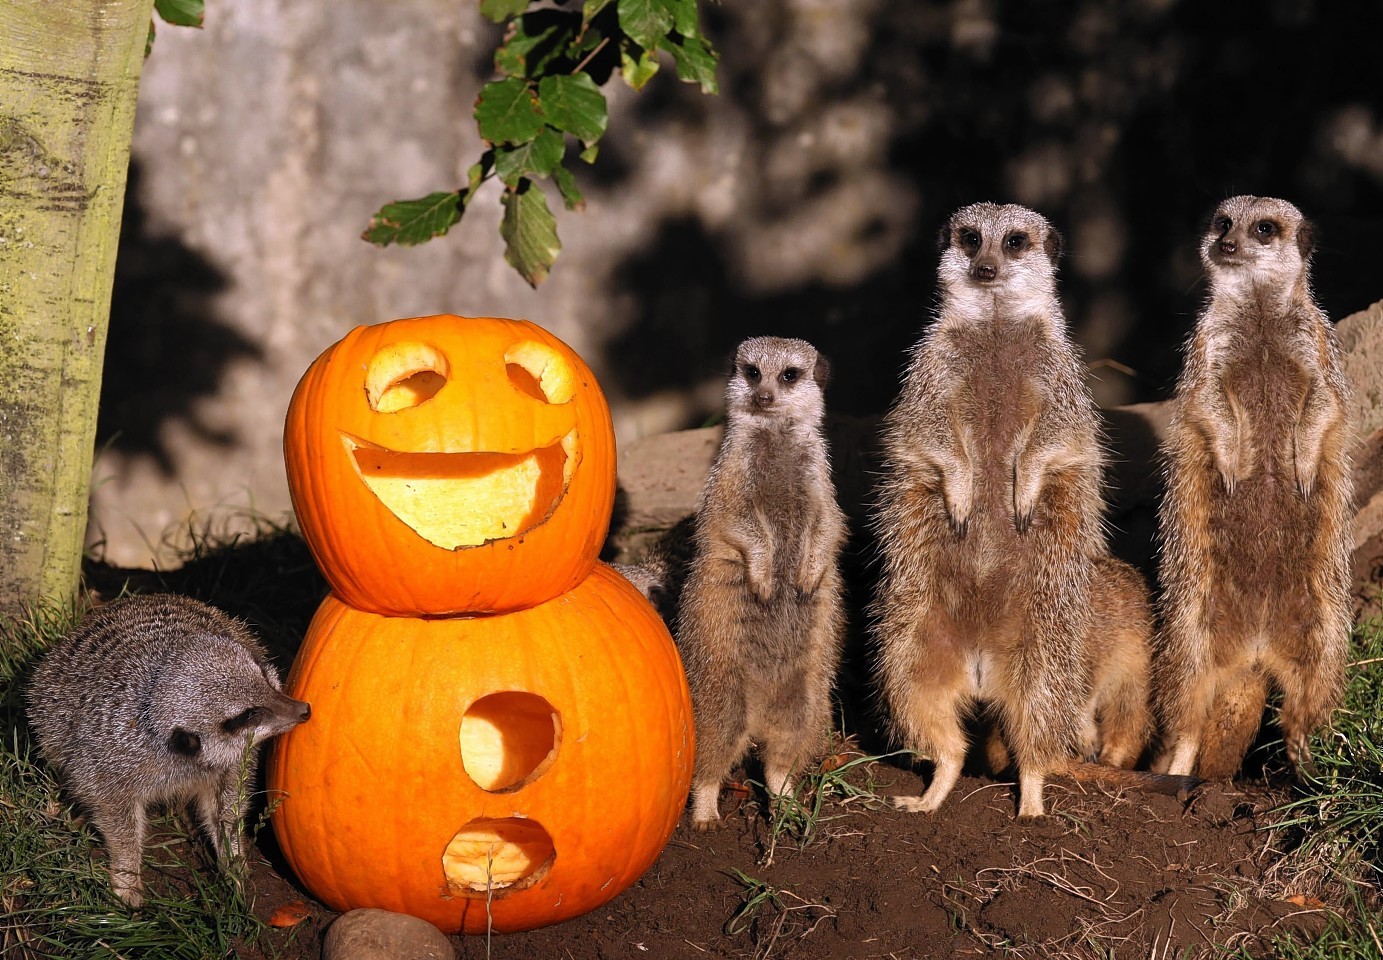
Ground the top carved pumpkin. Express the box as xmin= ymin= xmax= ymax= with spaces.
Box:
xmin=284 ymin=314 xmax=616 ymax=616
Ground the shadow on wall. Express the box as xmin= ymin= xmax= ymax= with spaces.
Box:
xmin=99 ymin=161 xmax=262 ymax=475
xmin=598 ymin=0 xmax=1383 ymax=425
xmin=102 ymin=1 xmax=1383 ymax=445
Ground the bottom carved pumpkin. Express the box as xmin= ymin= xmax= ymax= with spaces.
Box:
xmin=267 ymin=563 xmax=694 ymax=934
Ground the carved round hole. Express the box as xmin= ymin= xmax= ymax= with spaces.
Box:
xmin=459 ymin=691 xmax=561 ymax=792
xmin=441 ymin=817 xmax=555 ymax=897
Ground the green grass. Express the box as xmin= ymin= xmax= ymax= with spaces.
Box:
xmin=0 ymin=516 xmax=325 ymax=959
xmin=759 ymin=743 xmax=905 ymax=866
xmin=724 ymin=869 xmax=832 ymax=960
xmin=1220 ymin=621 xmax=1383 ymax=958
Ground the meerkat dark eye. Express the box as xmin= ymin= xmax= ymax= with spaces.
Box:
xmin=1214 ymin=216 xmax=1233 ymax=234
xmin=780 ymin=368 xmax=800 ymax=384
xmin=1004 ymin=232 xmax=1029 ymax=252
xmin=959 ymin=230 xmax=981 ymax=254
xmin=744 ymin=364 xmax=761 ymax=382
xmin=1254 ymin=220 xmax=1278 ymax=239
xmin=221 ymin=706 xmax=264 ymax=734
xmin=168 ymin=727 xmax=202 ymax=757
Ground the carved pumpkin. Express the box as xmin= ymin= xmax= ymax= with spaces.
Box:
xmin=284 ymin=314 xmax=616 ymax=616
xmin=267 ymin=563 xmax=695 ymax=935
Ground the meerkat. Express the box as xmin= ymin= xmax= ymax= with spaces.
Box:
xmin=983 ymin=555 xmax=1154 ymax=777
xmin=675 ymin=336 xmax=848 ymax=830
xmin=26 ymin=594 xmax=312 ymax=907
xmin=871 ymin=202 xmax=1108 ymax=819
xmin=1154 ymin=195 xmax=1352 ymax=781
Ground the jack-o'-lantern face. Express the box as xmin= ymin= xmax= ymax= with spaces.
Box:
xmin=284 ymin=315 xmax=616 ymax=616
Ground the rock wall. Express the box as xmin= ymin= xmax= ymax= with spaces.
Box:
xmin=88 ymin=0 xmax=1383 ymax=567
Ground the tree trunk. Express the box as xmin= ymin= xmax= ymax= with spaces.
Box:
xmin=0 ymin=0 xmax=155 ymax=620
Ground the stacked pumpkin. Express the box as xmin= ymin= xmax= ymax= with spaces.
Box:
xmin=267 ymin=315 xmax=694 ymax=934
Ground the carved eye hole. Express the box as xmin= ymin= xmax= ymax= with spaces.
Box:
xmin=959 ymin=230 xmax=981 ymax=253
xmin=1004 ymin=232 xmax=1029 ymax=252
xmin=366 ymin=342 xmax=449 ymax=413
xmin=505 ymin=341 xmax=576 ymax=404
xmin=780 ymin=367 xmax=799 ymax=384
xmin=1254 ymin=219 xmax=1279 ymax=239
xmin=744 ymin=364 xmax=761 ymax=382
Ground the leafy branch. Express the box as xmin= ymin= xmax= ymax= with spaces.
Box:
xmin=147 ymin=0 xmax=205 ymax=56
xmin=363 ymin=0 xmax=720 ymax=287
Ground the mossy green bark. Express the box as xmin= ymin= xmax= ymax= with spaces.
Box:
xmin=0 ymin=0 xmax=155 ymax=618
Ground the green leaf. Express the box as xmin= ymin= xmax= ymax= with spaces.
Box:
xmin=537 ymin=74 xmax=608 ymax=147
xmin=462 ymin=155 xmax=491 ymax=202
xmin=362 ymin=191 xmax=463 ymax=247
xmin=553 ymin=164 xmax=585 ymax=211
xmin=145 ymin=20 xmax=155 ymax=58
xmin=494 ymin=128 xmax=566 ymax=188
xmin=660 ymin=33 xmax=718 ymax=94
xmin=495 ymin=12 xmax=579 ymax=79
xmin=474 ymin=78 xmax=545 ymax=145
xmin=500 ymin=181 xmax=561 ymax=288
xmin=479 ymin=0 xmax=530 ymax=24
xmin=583 ymin=0 xmax=615 ymax=22
xmin=620 ymin=44 xmax=661 ymax=91
xmin=580 ymin=143 xmax=600 ymax=164
xmin=664 ymin=0 xmax=701 ymax=38
xmin=617 ymin=0 xmax=674 ymax=52
xmin=154 ymin=0 xmax=204 ymax=27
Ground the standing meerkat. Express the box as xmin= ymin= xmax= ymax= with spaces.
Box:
xmin=26 ymin=594 xmax=312 ymax=906
xmin=871 ymin=202 xmax=1108 ymax=819
xmin=676 ymin=336 xmax=848 ymax=830
xmin=1155 ymin=195 xmax=1352 ymax=780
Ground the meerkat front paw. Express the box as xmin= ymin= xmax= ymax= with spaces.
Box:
xmin=1294 ymin=453 xmax=1319 ymax=499
xmin=1216 ymin=447 xmax=1240 ymax=495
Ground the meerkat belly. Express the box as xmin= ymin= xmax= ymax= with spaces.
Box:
xmin=1206 ymin=352 xmax=1324 ymax=635
xmin=746 ymin=434 xmax=817 ymax=584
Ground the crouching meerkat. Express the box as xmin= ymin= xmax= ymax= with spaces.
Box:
xmin=26 ymin=594 xmax=312 ymax=906
xmin=1154 ymin=195 xmax=1352 ymax=780
xmin=675 ymin=336 xmax=848 ymax=830
xmin=983 ymin=555 xmax=1155 ymax=777
xmin=871 ymin=202 xmax=1110 ymax=819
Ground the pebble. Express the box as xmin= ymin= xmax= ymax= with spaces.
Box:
xmin=321 ymin=908 xmax=456 ymax=960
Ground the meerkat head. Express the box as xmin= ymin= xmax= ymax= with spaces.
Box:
xmin=1201 ymin=195 xmax=1315 ymax=301
xmin=726 ymin=336 xmax=829 ymax=424
xmin=156 ymin=639 xmax=311 ymax=771
xmin=936 ymin=202 xmax=1063 ymax=319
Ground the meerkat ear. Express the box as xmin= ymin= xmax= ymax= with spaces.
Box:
xmin=1044 ymin=227 xmax=1064 ymax=263
xmin=167 ymin=727 xmax=202 ymax=757
xmin=812 ymin=352 xmax=831 ymax=388
xmin=1296 ymin=219 xmax=1318 ymax=259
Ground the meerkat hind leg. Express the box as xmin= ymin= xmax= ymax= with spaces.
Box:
xmin=1196 ymin=665 xmax=1270 ymax=780
xmin=1017 ymin=768 xmax=1047 ymax=819
xmin=892 ymin=751 xmax=965 ymax=814
xmin=91 ymin=803 xmax=147 ymax=907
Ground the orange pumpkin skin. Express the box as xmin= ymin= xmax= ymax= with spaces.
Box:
xmin=266 ymin=563 xmax=695 ymax=935
xmin=284 ymin=314 xmax=616 ymax=616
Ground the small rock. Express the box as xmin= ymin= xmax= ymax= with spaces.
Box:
xmin=1336 ymin=298 xmax=1383 ymax=443
xmin=322 ymin=909 xmax=455 ymax=960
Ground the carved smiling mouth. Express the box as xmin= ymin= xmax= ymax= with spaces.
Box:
xmin=344 ymin=431 xmax=577 ymax=550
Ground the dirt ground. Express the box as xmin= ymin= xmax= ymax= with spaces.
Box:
xmin=234 ymin=760 xmax=1323 ymax=960
xmin=77 ymin=514 xmax=1336 ymax=960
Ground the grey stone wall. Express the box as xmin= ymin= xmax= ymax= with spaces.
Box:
xmin=88 ymin=0 xmax=1383 ymax=566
